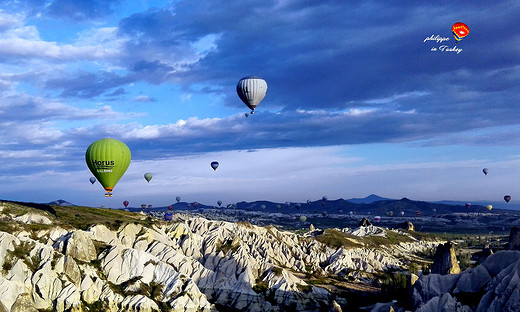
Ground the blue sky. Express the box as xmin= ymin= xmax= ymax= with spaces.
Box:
xmin=0 ymin=0 xmax=519 ymax=208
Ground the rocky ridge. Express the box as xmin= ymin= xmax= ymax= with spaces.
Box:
xmin=0 ymin=202 xmax=441 ymax=311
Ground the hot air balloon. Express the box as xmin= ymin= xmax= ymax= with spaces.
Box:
xmin=260 ymin=204 xmax=266 ymax=210
xmin=193 ymin=202 xmax=199 ymax=208
xmin=141 ymin=204 xmax=146 ymax=209
xmin=147 ymin=204 xmax=152 ymax=209
xmin=374 ymin=216 xmax=381 ymax=222
xmin=210 ymin=161 xmax=219 ymax=171
xmin=123 ymin=201 xmax=129 ymax=208
xmin=295 ymin=203 xmax=301 ymax=210
xmin=89 ymin=177 xmax=96 ymax=184
xmin=322 ymin=196 xmax=328 ymax=202
xmin=164 ymin=213 xmax=173 ymax=221
xmin=245 ymin=113 xmax=249 ymax=118
xmin=482 ymin=168 xmax=489 ymax=175
xmin=452 ymin=22 xmax=469 ymax=42
xmin=299 ymin=215 xmax=307 ymax=223
xmin=85 ymin=138 xmax=131 ymax=197
xmin=400 ymin=211 xmax=405 ymax=216
xmin=487 ymin=205 xmax=493 ymax=211
xmin=504 ymin=195 xmax=512 ymax=203
xmin=236 ymin=76 xmax=267 ymax=114
xmin=465 ymin=203 xmax=472 ymax=208
xmin=217 ymin=200 xmax=222 ymax=207
xmin=276 ymin=204 xmax=281 ymax=210
xmin=168 ymin=205 xmax=173 ymax=210
xmin=176 ymin=196 xmax=181 ymax=203
xmin=144 ymin=172 xmax=153 ymax=183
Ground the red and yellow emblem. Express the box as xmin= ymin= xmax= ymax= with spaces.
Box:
xmin=452 ymin=22 xmax=469 ymax=42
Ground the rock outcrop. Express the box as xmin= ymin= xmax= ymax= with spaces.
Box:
xmin=0 ymin=209 xmax=443 ymax=312
xmin=506 ymin=226 xmax=520 ymax=250
xmin=431 ymin=242 xmax=460 ymax=275
xmin=413 ymin=250 xmax=520 ymax=312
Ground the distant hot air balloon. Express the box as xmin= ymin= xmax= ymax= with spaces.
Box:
xmin=176 ymin=196 xmax=181 ymax=203
xmin=400 ymin=211 xmax=405 ymax=216
xmin=85 ymin=138 xmax=131 ymax=197
xmin=285 ymin=201 xmax=291 ymax=207
xmin=237 ymin=76 xmax=267 ymax=114
xmin=465 ymin=203 xmax=472 ymax=208
xmin=487 ymin=205 xmax=493 ymax=211
xmin=147 ymin=204 xmax=152 ymax=209
xmin=295 ymin=203 xmax=301 ymax=210
xmin=141 ymin=204 xmax=146 ymax=209
xmin=322 ymin=196 xmax=328 ymax=202
xmin=168 ymin=205 xmax=173 ymax=210
xmin=210 ymin=161 xmax=219 ymax=171
xmin=144 ymin=172 xmax=153 ymax=183
xmin=299 ymin=215 xmax=307 ymax=223
xmin=452 ymin=22 xmax=469 ymax=42
xmin=217 ymin=200 xmax=222 ymax=207
xmin=245 ymin=113 xmax=249 ymax=118
xmin=432 ymin=208 xmax=437 ymax=213
xmin=482 ymin=168 xmax=489 ymax=175
xmin=164 ymin=213 xmax=173 ymax=221
xmin=374 ymin=216 xmax=381 ymax=222
xmin=123 ymin=201 xmax=129 ymax=208
xmin=504 ymin=195 xmax=512 ymax=203
xmin=89 ymin=177 xmax=96 ymax=184
xmin=193 ymin=202 xmax=199 ymax=208
xmin=260 ymin=204 xmax=266 ymax=210
xmin=276 ymin=204 xmax=281 ymax=210
xmin=388 ymin=211 xmax=393 ymax=216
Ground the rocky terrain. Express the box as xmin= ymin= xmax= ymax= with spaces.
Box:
xmin=1 ymin=199 xmax=519 ymax=312
xmin=0 ymin=200 xmax=447 ymax=311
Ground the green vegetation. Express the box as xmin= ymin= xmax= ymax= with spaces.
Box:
xmin=2 ymin=240 xmax=36 ymax=273
xmin=271 ymin=266 xmax=282 ymax=276
xmin=215 ymin=238 xmax=239 ymax=255
xmin=315 ymin=229 xmax=363 ymax=249
xmin=252 ymin=278 xmax=269 ymax=294
xmin=0 ymin=200 xmax=155 ymax=232
xmin=296 ymin=283 xmax=312 ymax=293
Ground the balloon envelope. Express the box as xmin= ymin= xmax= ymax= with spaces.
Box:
xmin=176 ymin=196 xmax=181 ymax=203
xmin=85 ymin=138 xmax=131 ymax=194
xmin=299 ymin=216 xmax=307 ymax=223
xmin=89 ymin=177 xmax=96 ymax=184
xmin=210 ymin=161 xmax=219 ymax=171
xmin=452 ymin=22 xmax=469 ymax=41
xmin=236 ymin=76 xmax=267 ymax=112
xmin=482 ymin=168 xmax=489 ymax=175
xmin=504 ymin=195 xmax=512 ymax=203
xmin=217 ymin=200 xmax=222 ymax=207
xmin=144 ymin=172 xmax=153 ymax=182
xmin=487 ymin=205 xmax=493 ymax=211
xmin=123 ymin=201 xmax=129 ymax=207
xmin=164 ymin=213 xmax=173 ymax=221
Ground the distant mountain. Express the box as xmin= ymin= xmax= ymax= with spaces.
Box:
xmin=346 ymin=194 xmax=393 ymax=204
xmin=47 ymin=199 xmax=75 ymax=206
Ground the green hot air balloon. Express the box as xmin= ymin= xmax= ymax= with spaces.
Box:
xmin=85 ymin=138 xmax=131 ymax=197
xmin=144 ymin=172 xmax=153 ymax=183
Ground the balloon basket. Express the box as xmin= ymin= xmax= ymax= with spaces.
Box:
xmin=105 ymin=193 xmax=113 ymax=197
